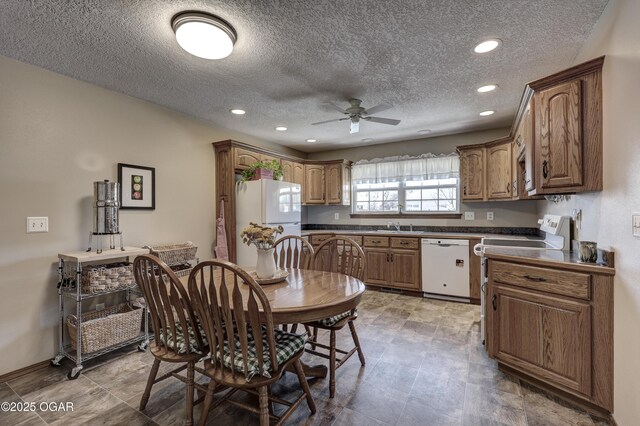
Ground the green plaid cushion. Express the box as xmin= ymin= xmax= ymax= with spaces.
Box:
xmin=217 ymin=327 xmax=306 ymax=381
xmin=159 ymin=320 xmax=208 ymax=354
xmin=316 ymin=310 xmax=356 ymax=327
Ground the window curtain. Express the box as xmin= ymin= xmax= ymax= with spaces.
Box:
xmin=351 ymin=153 xmax=460 ymax=184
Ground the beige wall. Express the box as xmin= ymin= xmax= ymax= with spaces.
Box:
xmin=305 ymin=128 xmax=540 ymax=229
xmin=0 ymin=55 xmax=302 ymax=375
xmin=536 ymin=0 xmax=640 ymax=423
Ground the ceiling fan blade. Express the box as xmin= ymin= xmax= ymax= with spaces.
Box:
xmin=350 ymin=121 xmax=360 ymax=134
xmin=363 ymin=103 xmax=392 ymax=116
xmin=365 ymin=116 xmax=401 ymax=126
xmin=323 ymin=102 xmax=348 ymax=114
xmin=311 ymin=117 xmax=348 ymax=125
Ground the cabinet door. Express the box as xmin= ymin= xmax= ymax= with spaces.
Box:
xmin=511 ymin=142 xmax=519 ymax=200
xmin=460 ymin=148 xmax=485 ymax=200
xmin=234 ymin=148 xmax=261 ymax=170
xmin=523 ymin=103 xmax=536 ymax=192
xmin=281 ymin=160 xmax=294 ymax=183
xmin=390 ymin=249 xmax=420 ymax=289
xmin=304 ymin=164 xmax=325 ymax=204
xmin=292 ymin=162 xmax=304 ymax=185
xmin=325 ymin=163 xmax=343 ymax=204
xmin=260 ymin=153 xmax=279 ymax=164
xmin=536 ymin=80 xmax=583 ymax=190
xmin=487 ymin=143 xmax=512 ymax=199
xmin=364 ymin=248 xmax=389 ymax=285
xmin=490 ymin=284 xmax=592 ymax=396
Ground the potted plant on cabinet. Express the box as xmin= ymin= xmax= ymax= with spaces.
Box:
xmin=240 ymin=160 xmax=283 ymax=182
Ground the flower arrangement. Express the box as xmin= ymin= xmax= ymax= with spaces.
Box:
xmin=240 ymin=223 xmax=284 ymax=250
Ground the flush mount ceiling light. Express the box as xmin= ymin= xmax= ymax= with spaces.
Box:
xmin=306 ymin=139 xmax=317 ymax=143
xmin=477 ymin=84 xmax=498 ymax=93
xmin=418 ymin=129 xmax=431 ymax=135
xmin=172 ymin=12 xmax=237 ymax=59
xmin=479 ymin=110 xmax=496 ymax=116
xmin=275 ymin=126 xmax=287 ymax=131
xmin=473 ymin=39 xmax=501 ymax=54
xmin=229 ymin=108 xmax=245 ymax=115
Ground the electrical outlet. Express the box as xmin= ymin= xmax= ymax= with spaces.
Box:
xmin=633 ymin=213 xmax=640 ymax=237
xmin=487 ymin=212 xmax=494 ymax=221
xmin=464 ymin=211 xmax=475 ymax=221
xmin=96 ymin=303 xmax=105 ymax=311
xmin=334 ymin=212 xmax=339 ymax=220
xmin=27 ymin=217 xmax=48 ymax=233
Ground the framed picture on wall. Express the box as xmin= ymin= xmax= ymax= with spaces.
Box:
xmin=117 ymin=163 xmax=155 ymax=210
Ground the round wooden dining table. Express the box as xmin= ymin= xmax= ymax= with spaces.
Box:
xmin=179 ymin=267 xmax=366 ymax=378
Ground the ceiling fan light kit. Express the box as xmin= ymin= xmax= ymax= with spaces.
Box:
xmin=172 ymin=12 xmax=237 ymax=59
xmin=311 ymin=98 xmax=400 ymax=134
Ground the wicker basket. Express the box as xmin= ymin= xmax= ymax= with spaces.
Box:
xmin=67 ymin=303 xmax=143 ymax=354
xmin=81 ymin=262 xmax=135 ymax=293
xmin=148 ymin=242 xmax=197 ymax=265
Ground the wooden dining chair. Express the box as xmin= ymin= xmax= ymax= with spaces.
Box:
xmin=273 ymin=235 xmax=314 ymax=270
xmin=303 ymin=236 xmax=366 ymax=398
xmin=188 ymin=259 xmax=316 ymax=426
xmin=273 ymin=235 xmax=315 ymax=333
xmin=133 ymin=254 xmax=209 ymax=426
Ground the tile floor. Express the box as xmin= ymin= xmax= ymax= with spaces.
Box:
xmin=1 ymin=291 xmax=610 ymax=426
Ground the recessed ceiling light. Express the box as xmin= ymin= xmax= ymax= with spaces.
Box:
xmin=230 ymin=109 xmax=245 ymax=115
xmin=477 ymin=84 xmax=498 ymax=93
xmin=275 ymin=126 xmax=287 ymax=131
xmin=306 ymin=139 xmax=317 ymax=143
xmin=418 ymin=129 xmax=431 ymax=135
xmin=172 ymin=12 xmax=237 ymax=60
xmin=473 ymin=39 xmax=501 ymax=54
xmin=479 ymin=110 xmax=496 ymax=116
xmin=362 ymin=138 xmax=374 ymax=142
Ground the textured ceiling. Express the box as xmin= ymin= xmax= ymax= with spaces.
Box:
xmin=0 ymin=1 xmax=608 ymax=153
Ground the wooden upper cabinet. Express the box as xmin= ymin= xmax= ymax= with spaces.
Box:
xmin=486 ymin=141 xmax=513 ymax=200
xmin=511 ymin=142 xmax=519 ymax=200
xmin=536 ymin=80 xmax=583 ymax=189
xmin=523 ymin=101 xmax=536 ymax=192
xmin=292 ymin=162 xmax=304 ymax=186
xmin=233 ymin=147 xmax=262 ymax=170
xmin=530 ymin=56 xmax=603 ymax=195
xmin=304 ymin=164 xmax=325 ymax=204
xmin=281 ymin=160 xmax=293 ymax=183
xmin=260 ymin=153 xmax=279 ymax=164
xmin=460 ymin=147 xmax=485 ymax=201
xmin=325 ymin=163 xmax=344 ymax=204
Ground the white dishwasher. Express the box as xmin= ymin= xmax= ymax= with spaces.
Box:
xmin=421 ymin=238 xmax=470 ymax=299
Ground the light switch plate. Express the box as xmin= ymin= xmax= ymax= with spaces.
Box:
xmin=487 ymin=212 xmax=494 ymax=221
xmin=465 ymin=211 xmax=475 ymax=221
xmin=633 ymin=213 xmax=640 ymax=237
xmin=27 ymin=217 xmax=48 ymax=233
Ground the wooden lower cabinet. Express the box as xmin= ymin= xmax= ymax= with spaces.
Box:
xmin=389 ymin=249 xmax=420 ymax=289
xmin=486 ymin=258 xmax=613 ymax=413
xmin=364 ymin=248 xmax=389 ymax=285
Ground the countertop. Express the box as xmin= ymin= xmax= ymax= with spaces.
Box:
xmin=301 ymin=229 xmax=536 ymax=240
xmin=483 ymin=247 xmax=615 ymax=275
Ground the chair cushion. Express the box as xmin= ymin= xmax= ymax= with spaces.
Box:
xmin=315 ymin=310 xmax=356 ymax=327
xmin=218 ymin=327 xmax=306 ymax=381
xmin=159 ymin=320 xmax=207 ymax=355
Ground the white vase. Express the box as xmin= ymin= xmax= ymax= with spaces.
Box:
xmin=256 ymin=248 xmax=277 ymax=279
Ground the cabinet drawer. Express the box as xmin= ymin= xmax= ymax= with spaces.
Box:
xmin=363 ymin=236 xmax=389 ymax=248
xmin=390 ymin=237 xmax=419 ymax=249
xmin=310 ymin=234 xmax=333 ymax=246
xmin=492 ymin=261 xmax=591 ymax=300
xmin=336 ymin=235 xmax=363 ymax=246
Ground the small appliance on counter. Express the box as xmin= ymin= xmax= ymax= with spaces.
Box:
xmin=473 ymin=214 xmax=571 ymax=341
xmin=87 ymin=180 xmax=125 ymax=253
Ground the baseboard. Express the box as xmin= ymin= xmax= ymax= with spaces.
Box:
xmin=0 ymin=360 xmax=51 ymax=383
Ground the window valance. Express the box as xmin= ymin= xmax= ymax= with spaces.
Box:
xmin=351 ymin=153 xmax=460 ymax=184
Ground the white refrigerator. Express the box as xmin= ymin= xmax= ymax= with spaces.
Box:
xmin=236 ymin=179 xmax=302 ymax=268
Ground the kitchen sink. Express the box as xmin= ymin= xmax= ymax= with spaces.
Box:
xmin=374 ymin=230 xmax=423 ymax=234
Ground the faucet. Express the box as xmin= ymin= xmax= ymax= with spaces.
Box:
xmin=387 ymin=221 xmax=401 ymax=232
xmin=409 ymin=223 xmax=413 ymax=232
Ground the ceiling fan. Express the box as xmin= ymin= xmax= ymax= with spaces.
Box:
xmin=311 ymin=99 xmax=401 ymax=134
